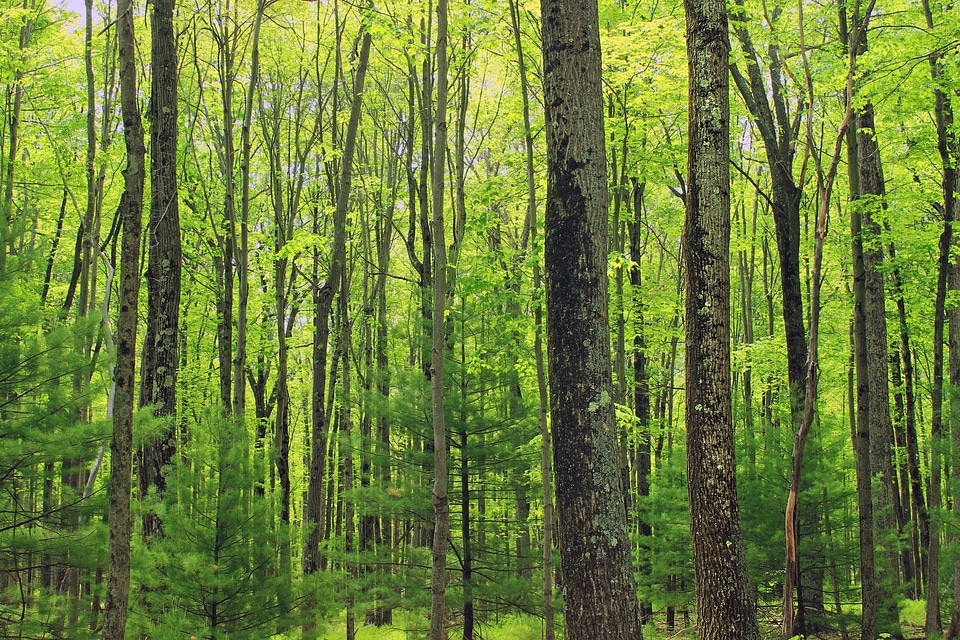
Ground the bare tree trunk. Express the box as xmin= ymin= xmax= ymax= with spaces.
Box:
xmin=684 ymin=0 xmax=759 ymax=635
xmin=302 ymin=21 xmax=372 ymax=635
xmin=138 ymin=0 xmax=181 ymax=540
xmin=428 ymin=0 xmax=449 ymax=636
xmin=541 ymin=0 xmax=641 ymax=636
xmin=920 ymin=1 xmax=959 ymax=634
xmin=784 ymin=13 xmax=855 ymax=631
xmin=102 ymin=0 xmax=145 ymax=633
xmin=508 ymin=0 xmax=554 ymax=633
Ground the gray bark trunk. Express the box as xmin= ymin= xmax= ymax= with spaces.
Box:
xmin=684 ymin=0 xmax=759 ymax=636
xmin=541 ymin=0 xmax=641 ymax=636
xmin=102 ymin=0 xmax=144 ymax=634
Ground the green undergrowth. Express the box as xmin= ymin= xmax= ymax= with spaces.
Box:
xmin=313 ymin=611 xmax=550 ymax=639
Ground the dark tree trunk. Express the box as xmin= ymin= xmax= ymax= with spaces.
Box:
xmin=729 ymin=1 xmax=806 ymax=410
xmin=102 ymin=0 xmax=144 ymax=634
xmin=683 ymin=0 xmax=760 ymax=637
xmin=302 ymin=25 xmax=372 ymax=636
xmin=856 ymin=104 xmax=904 ymax=638
xmin=541 ymin=0 xmax=641 ymax=637
xmin=138 ymin=0 xmax=181 ymax=540
xmin=629 ymin=181 xmax=653 ymax=624
xmin=848 ymin=101 xmax=879 ymax=640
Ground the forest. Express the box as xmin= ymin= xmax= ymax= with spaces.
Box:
xmin=1 ymin=0 xmax=959 ymax=635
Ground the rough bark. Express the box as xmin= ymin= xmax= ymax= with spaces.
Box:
xmin=541 ymin=0 xmax=641 ymax=637
xmin=847 ymin=95 xmax=883 ymax=640
xmin=102 ymin=0 xmax=144 ymax=634
xmin=428 ymin=0 xmax=450 ymax=636
xmin=856 ymin=104 xmax=904 ymax=638
xmin=684 ymin=0 xmax=760 ymax=636
xmin=138 ymin=0 xmax=181 ymax=540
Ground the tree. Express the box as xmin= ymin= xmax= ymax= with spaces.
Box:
xmin=102 ymin=0 xmax=145 ymax=633
xmin=428 ymin=0 xmax=450 ymax=636
xmin=138 ymin=0 xmax=181 ymax=539
xmin=540 ymin=0 xmax=641 ymax=637
xmin=683 ymin=0 xmax=759 ymax=635
xmin=302 ymin=13 xmax=372 ymax=631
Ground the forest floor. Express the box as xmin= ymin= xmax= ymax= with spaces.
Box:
xmin=315 ymin=600 xmax=930 ymax=639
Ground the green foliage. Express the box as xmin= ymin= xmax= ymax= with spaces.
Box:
xmin=129 ymin=415 xmax=319 ymax=639
xmin=635 ymin=451 xmax=694 ymax=613
xmin=0 ymin=263 xmax=109 ymax=638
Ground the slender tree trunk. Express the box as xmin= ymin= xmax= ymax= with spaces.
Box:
xmin=541 ymin=0 xmax=641 ymax=636
xmin=507 ymin=0 xmax=554 ymax=633
xmin=341 ymin=268 xmax=356 ymax=640
xmin=949 ymin=259 xmax=960 ymax=640
xmin=0 ymin=0 xmax=35 ymax=274
xmin=729 ymin=0 xmax=806 ymax=413
xmin=920 ymin=1 xmax=958 ymax=633
xmin=684 ymin=0 xmax=759 ymax=636
xmin=428 ymin=0 xmax=449 ymax=636
xmin=102 ymin=0 xmax=145 ymax=633
xmin=888 ymin=239 xmax=926 ymax=598
xmin=302 ymin=23 xmax=372 ymax=634
xmin=838 ymin=6 xmax=884 ymax=637
xmin=628 ymin=180 xmax=653 ymax=624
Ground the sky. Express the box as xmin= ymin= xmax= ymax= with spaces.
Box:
xmin=53 ymin=0 xmax=93 ymax=29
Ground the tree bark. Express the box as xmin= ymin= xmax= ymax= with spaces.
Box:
xmin=138 ymin=0 xmax=181 ymax=540
xmin=541 ymin=0 xmax=641 ymax=637
xmin=920 ymin=0 xmax=958 ymax=632
xmin=684 ymin=0 xmax=760 ymax=636
xmin=856 ymin=104 xmax=904 ymax=638
xmin=302 ymin=18 xmax=372 ymax=621
xmin=102 ymin=0 xmax=144 ymax=634
xmin=428 ymin=0 xmax=450 ymax=636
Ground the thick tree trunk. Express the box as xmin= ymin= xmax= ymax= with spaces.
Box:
xmin=102 ymin=0 xmax=144 ymax=634
xmin=848 ymin=101 xmax=880 ymax=640
xmin=541 ymin=0 xmax=641 ymax=637
xmin=856 ymin=104 xmax=903 ymax=638
xmin=138 ymin=0 xmax=181 ymax=540
xmin=684 ymin=0 xmax=759 ymax=637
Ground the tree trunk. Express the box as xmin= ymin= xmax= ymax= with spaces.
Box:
xmin=541 ymin=0 xmax=641 ymax=636
xmin=784 ymin=22 xmax=853 ymax=632
xmin=428 ymin=0 xmax=450 ymax=636
xmin=920 ymin=0 xmax=958 ymax=632
xmin=507 ymin=0 xmax=554 ymax=633
xmin=729 ymin=0 xmax=806 ymax=412
xmin=684 ymin=0 xmax=759 ymax=636
xmin=856 ymin=103 xmax=904 ymax=638
xmin=102 ymin=0 xmax=145 ymax=633
xmin=302 ymin=22 xmax=372 ymax=635
xmin=138 ymin=0 xmax=181 ymax=540
xmin=0 ymin=0 xmax=35 ymax=274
